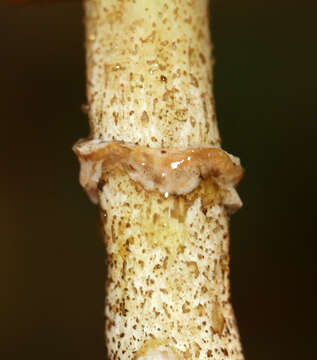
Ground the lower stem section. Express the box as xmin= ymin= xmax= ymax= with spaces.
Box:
xmin=99 ymin=168 xmax=243 ymax=360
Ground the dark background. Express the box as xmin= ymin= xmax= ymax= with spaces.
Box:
xmin=1 ymin=0 xmax=316 ymax=359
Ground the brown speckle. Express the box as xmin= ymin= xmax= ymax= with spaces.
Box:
xmin=190 ymin=73 xmax=199 ymax=87
xmin=160 ymin=75 xmax=168 ymax=82
xmin=141 ymin=111 xmax=149 ymax=124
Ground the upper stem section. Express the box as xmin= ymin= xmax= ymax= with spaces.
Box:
xmin=85 ymin=0 xmax=220 ymax=148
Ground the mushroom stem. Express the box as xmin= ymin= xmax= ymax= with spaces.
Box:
xmin=77 ymin=0 xmax=244 ymax=359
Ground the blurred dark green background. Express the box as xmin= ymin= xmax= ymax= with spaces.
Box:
xmin=1 ymin=1 xmax=316 ymax=359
